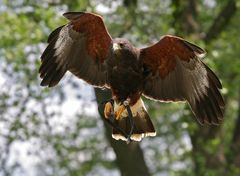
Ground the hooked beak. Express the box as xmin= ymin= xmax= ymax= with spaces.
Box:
xmin=113 ymin=43 xmax=121 ymax=51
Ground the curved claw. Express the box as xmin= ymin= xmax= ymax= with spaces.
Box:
xmin=104 ymin=102 xmax=114 ymax=119
xmin=115 ymin=105 xmax=125 ymax=120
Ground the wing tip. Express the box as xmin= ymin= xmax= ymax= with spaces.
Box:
xmin=191 ymin=86 xmax=225 ymax=126
xmin=40 ymin=77 xmax=58 ymax=87
xmin=182 ymin=40 xmax=206 ymax=58
xmin=47 ymin=25 xmax=64 ymax=43
xmin=63 ymin=12 xmax=86 ymax=20
xmin=204 ymin=62 xmax=223 ymax=89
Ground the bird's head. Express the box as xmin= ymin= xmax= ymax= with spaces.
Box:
xmin=112 ymin=38 xmax=137 ymax=58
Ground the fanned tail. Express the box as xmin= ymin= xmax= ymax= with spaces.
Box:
xmin=112 ymin=98 xmax=156 ymax=141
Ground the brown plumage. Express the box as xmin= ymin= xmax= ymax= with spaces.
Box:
xmin=39 ymin=12 xmax=225 ymax=141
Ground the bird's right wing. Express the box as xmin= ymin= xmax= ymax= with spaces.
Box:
xmin=39 ymin=12 xmax=113 ymax=87
xmin=140 ymin=35 xmax=224 ymax=125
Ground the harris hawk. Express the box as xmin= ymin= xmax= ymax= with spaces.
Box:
xmin=39 ymin=12 xmax=224 ymax=142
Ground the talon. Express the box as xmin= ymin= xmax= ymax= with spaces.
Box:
xmin=104 ymin=102 xmax=113 ymax=119
xmin=115 ymin=105 xmax=125 ymax=120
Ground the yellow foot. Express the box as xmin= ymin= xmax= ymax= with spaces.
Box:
xmin=115 ymin=105 xmax=125 ymax=120
xmin=104 ymin=102 xmax=113 ymax=119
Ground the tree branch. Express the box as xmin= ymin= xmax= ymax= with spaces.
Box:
xmin=171 ymin=0 xmax=199 ymax=35
xmin=204 ymin=0 xmax=237 ymax=42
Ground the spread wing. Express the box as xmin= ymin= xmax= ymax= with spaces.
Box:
xmin=39 ymin=12 xmax=112 ymax=87
xmin=140 ymin=35 xmax=224 ymax=125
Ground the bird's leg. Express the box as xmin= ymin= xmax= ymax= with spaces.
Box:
xmin=104 ymin=100 xmax=114 ymax=121
xmin=123 ymin=99 xmax=134 ymax=144
xmin=101 ymin=98 xmax=135 ymax=144
xmin=101 ymin=99 xmax=129 ymax=139
xmin=115 ymin=104 xmax=126 ymax=120
xmin=101 ymin=98 xmax=115 ymax=122
xmin=103 ymin=114 xmax=129 ymax=140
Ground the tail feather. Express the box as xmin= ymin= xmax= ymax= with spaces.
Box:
xmin=112 ymin=98 xmax=156 ymax=141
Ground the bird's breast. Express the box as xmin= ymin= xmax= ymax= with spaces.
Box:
xmin=107 ymin=59 xmax=144 ymax=102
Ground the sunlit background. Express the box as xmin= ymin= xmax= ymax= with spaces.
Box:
xmin=0 ymin=0 xmax=240 ymax=176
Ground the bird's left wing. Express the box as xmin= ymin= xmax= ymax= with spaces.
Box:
xmin=140 ymin=35 xmax=224 ymax=125
xmin=39 ymin=12 xmax=112 ymax=87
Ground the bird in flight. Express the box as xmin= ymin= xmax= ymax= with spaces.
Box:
xmin=39 ymin=12 xmax=224 ymax=142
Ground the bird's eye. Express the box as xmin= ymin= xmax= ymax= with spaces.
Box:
xmin=119 ymin=43 xmax=124 ymax=48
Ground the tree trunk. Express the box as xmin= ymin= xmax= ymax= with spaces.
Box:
xmin=204 ymin=0 xmax=237 ymax=42
xmin=94 ymin=89 xmax=151 ymax=176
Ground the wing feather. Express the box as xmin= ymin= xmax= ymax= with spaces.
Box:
xmin=39 ymin=12 xmax=112 ymax=87
xmin=140 ymin=35 xmax=224 ymax=125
